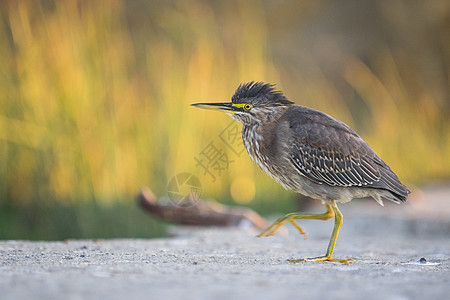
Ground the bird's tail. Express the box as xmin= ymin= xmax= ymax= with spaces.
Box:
xmin=376 ymin=160 xmax=410 ymax=203
xmin=371 ymin=188 xmax=407 ymax=206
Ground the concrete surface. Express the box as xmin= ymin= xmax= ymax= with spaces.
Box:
xmin=1 ymin=186 xmax=449 ymax=300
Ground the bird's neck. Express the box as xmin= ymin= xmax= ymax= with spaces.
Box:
xmin=242 ymin=123 xmax=264 ymax=163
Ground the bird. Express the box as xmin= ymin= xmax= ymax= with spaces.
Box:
xmin=191 ymin=81 xmax=410 ymax=263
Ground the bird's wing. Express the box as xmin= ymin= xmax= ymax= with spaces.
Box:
xmin=284 ymin=106 xmax=409 ymax=198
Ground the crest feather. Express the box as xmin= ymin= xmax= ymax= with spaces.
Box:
xmin=232 ymin=82 xmax=294 ymax=106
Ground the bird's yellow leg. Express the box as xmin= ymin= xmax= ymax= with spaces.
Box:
xmin=257 ymin=204 xmax=334 ymax=238
xmin=289 ymin=202 xmax=354 ymax=264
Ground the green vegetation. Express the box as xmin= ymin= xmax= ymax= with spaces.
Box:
xmin=0 ymin=1 xmax=448 ymax=239
xmin=0 ymin=200 xmax=166 ymax=240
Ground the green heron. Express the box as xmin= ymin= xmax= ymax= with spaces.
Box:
xmin=192 ymin=82 xmax=410 ymax=263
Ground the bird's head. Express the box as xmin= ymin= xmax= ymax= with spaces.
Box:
xmin=191 ymin=82 xmax=294 ymax=126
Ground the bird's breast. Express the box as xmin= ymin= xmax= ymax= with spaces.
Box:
xmin=242 ymin=125 xmax=295 ymax=191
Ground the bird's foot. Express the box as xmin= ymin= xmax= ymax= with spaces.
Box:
xmin=256 ymin=226 xmax=279 ymax=237
xmin=257 ymin=215 xmax=307 ymax=239
xmin=288 ymin=220 xmax=308 ymax=239
xmin=288 ymin=256 xmax=354 ymax=264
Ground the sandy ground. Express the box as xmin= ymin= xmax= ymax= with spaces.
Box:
xmin=1 ymin=186 xmax=449 ymax=300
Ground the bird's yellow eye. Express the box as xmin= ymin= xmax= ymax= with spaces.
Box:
xmin=243 ymin=104 xmax=252 ymax=111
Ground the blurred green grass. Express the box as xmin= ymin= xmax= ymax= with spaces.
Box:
xmin=0 ymin=199 xmax=166 ymax=240
xmin=0 ymin=0 xmax=449 ymax=240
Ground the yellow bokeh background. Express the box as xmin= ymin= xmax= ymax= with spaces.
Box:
xmin=0 ymin=0 xmax=449 ymax=238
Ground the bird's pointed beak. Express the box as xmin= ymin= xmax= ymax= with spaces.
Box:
xmin=190 ymin=102 xmax=235 ymax=113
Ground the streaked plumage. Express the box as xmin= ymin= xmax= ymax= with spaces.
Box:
xmin=231 ymin=82 xmax=410 ymax=206
xmin=192 ymin=81 xmax=410 ymax=263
